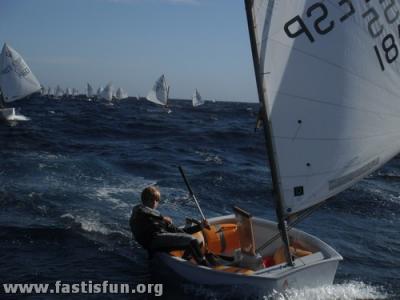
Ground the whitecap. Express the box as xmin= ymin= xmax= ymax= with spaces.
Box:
xmin=61 ymin=213 xmax=110 ymax=234
xmin=266 ymin=281 xmax=388 ymax=300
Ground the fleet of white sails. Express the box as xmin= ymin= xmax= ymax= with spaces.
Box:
xmin=2 ymin=0 xmax=400 ymax=291
xmin=0 ymin=42 xmax=212 ymax=121
xmin=39 ymin=82 xmax=131 ymax=101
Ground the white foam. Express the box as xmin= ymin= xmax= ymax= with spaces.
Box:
xmin=7 ymin=114 xmax=30 ymax=121
xmin=267 ymin=282 xmax=388 ymax=300
xmin=388 ymin=194 xmax=400 ymax=205
xmin=61 ymin=213 xmax=112 ymax=235
xmin=181 ymin=281 xmax=389 ymax=300
xmin=94 ymin=187 xmax=131 ymax=208
xmin=195 ymin=150 xmax=223 ymax=165
xmin=93 ymin=178 xmax=156 ymax=209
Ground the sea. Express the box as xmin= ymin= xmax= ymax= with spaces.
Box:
xmin=0 ymin=96 xmax=398 ymax=300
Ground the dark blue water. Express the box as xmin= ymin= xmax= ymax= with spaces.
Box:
xmin=0 ymin=97 xmax=398 ymax=300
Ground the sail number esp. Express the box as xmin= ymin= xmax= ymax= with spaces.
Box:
xmin=284 ymin=0 xmax=400 ymax=71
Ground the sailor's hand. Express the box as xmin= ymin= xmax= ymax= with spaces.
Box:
xmin=163 ymin=216 xmax=173 ymax=224
xmin=202 ymin=219 xmax=211 ymax=230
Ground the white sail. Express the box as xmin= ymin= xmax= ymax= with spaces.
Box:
xmin=72 ymin=88 xmax=78 ymax=96
xmin=100 ymin=82 xmax=113 ymax=101
xmin=115 ymin=87 xmax=128 ymax=100
xmin=40 ymin=85 xmax=47 ymax=96
xmin=65 ymin=88 xmax=72 ymax=97
xmin=116 ymin=87 xmax=122 ymax=100
xmin=192 ymin=89 xmax=204 ymax=107
xmin=250 ymin=1 xmax=400 ymax=215
xmin=0 ymin=43 xmax=41 ymax=103
xmin=47 ymin=87 xmax=53 ymax=96
xmin=87 ymin=83 xmax=94 ymax=98
xmin=97 ymin=86 xmax=104 ymax=97
xmin=55 ymin=85 xmax=64 ymax=97
xmin=146 ymin=74 xmax=168 ymax=106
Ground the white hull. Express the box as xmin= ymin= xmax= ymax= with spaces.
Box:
xmin=153 ymin=215 xmax=342 ymax=293
xmin=0 ymin=107 xmax=30 ymax=121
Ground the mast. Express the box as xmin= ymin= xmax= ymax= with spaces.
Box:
xmin=166 ymin=85 xmax=170 ymax=107
xmin=244 ymin=0 xmax=293 ymax=266
xmin=0 ymin=88 xmax=5 ymax=108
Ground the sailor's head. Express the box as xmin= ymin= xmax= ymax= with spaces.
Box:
xmin=141 ymin=186 xmax=161 ymax=209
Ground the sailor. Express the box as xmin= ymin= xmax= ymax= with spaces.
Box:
xmin=130 ymin=186 xmax=209 ymax=265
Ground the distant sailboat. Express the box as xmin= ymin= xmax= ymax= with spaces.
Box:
xmin=97 ymin=86 xmax=104 ymax=99
xmin=40 ymin=86 xmax=47 ymax=97
xmin=65 ymin=88 xmax=72 ymax=98
xmin=192 ymin=89 xmax=204 ymax=107
xmin=55 ymin=85 xmax=64 ymax=99
xmin=47 ymin=87 xmax=54 ymax=98
xmin=0 ymin=43 xmax=41 ymax=121
xmin=87 ymin=83 xmax=94 ymax=100
xmin=100 ymin=82 xmax=114 ymax=102
xmin=146 ymin=74 xmax=169 ymax=107
xmin=115 ymin=87 xmax=128 ymax=100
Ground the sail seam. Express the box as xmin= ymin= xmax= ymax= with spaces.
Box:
xmin=266 ymin=37 xmax=400 ymax=102
xmin=274 ymin=131 xmax=400 ymax=141
xmin=273 ymin=90 xmax=400 ymax=120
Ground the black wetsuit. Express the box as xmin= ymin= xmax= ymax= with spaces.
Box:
xmin=129 ymin=204 xmax=205 ymax=263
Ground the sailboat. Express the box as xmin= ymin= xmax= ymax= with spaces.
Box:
xmin=65 ymin=88 xmax=72 ymax=98
xmin=122 ymin=89 xmax=129 ymax=99
xmin=40 ymin=86 xmax=47 ymax=97
xmin=115 ymin=87 xmax=128 ymax=100
xmin=0 ymin=43 xmax=41 ymax=121
xmin=47 ymin=87 xmax=54 ymax=98
xmin=192 ymin=89 xmax=204 ymax=107
xmin=97 ymin=86 xmax=104 ymax=99
xmin=72 ymin=88 xmax=79 ymax=98
xmin=153 ymin=0 xmax=400 ymax=293
xmin=99 ymin=82 xmax=114 ymax=102
xmin=86 ymin=83 xmax=94 ymax=100
xmin=146 ymin=74 xmax=171 ymax=112
xmin=55 ymin=85 xmax=64 ymax=99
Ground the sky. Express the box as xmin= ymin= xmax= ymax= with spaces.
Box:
xmin=0 ymin=0 xmax=258 ymax=102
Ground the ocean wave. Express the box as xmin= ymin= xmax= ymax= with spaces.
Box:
xmin=267 ymin=281 xmax=389 ymax=300
xmin=177 ymin=281 xmax=389 ymax=300
xmin=60 ymin=213 xmax=130 ymax=238
xmin=195 ymin=150 xmax=223 ymax=165
xmin=1 ymin=97 xmax=398 ymax=296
